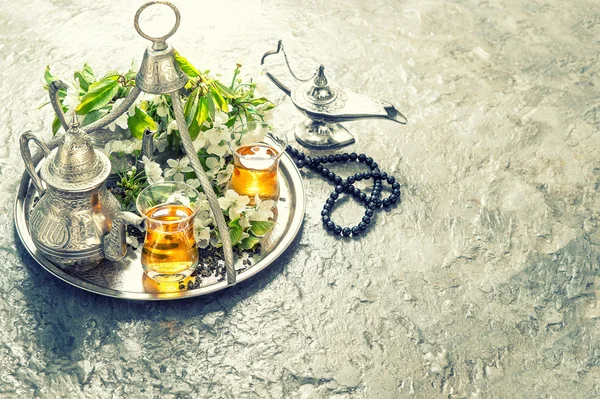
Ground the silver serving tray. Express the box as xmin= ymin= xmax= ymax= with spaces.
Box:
xmin=14 ymin=154 xmax=305 ymax=300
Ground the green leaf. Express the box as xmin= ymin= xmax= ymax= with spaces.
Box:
xmin=174 ymin=50 xmax=200 ymax=78
xmin=127 ymin=106 xmax=157 ymax=140
xmin=196 ymin=96 xmax=209 ymax=127
xmin=206 ymin=92 xmax=216 ymax=120
xmin=211 ymin=89 xmax=228 ymax=112
xmin=212 ymin=81 xmax=238 ymax=99
xmin=229 ymin=224 xmax=243 ymax=246
xmin=238 ymin=234 xmax=261 ymax=250
xmin=76 ymin=78 xmax=120 ymax=115
xmin=74 ymin=63 xmax=96 ymax=91
xmin=184 ymin=88 xmax=199 ymax=126
xmin=82 ymin=110 xmax=104 ymax=126
xmin=44 ymin=66 xmax=57 ymax=85
xmin=250 ymin=220 xmax=276 ymax=237
xmin=188 ymin=119 xmax=201 ymax=140
xmin=52 ymin=116 xmax=61 ymax=136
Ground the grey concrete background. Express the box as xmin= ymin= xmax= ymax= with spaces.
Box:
xmin=1 ymin=0 xmax=600 ymax=397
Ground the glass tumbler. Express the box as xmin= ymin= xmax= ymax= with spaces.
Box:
xmin=229 ymin=122 xmax=287 ymax=205
xmin=136 ymin=182 xmax=201 ymax=282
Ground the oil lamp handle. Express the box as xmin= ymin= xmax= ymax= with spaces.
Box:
xmin=19 ymin=132 xmax=51 ymax=195
xmin=134 ymin=1 xmax=181 ymax=51
xmin=260 ymin=41 xmax=293 ymax=96
xmin=48 ymin=80 xmax=70 ymax=132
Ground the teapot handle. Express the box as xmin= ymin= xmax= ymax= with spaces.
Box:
xmin=20 ymin=131 xmax=51 ymax=195
xmin=103 ymin=211 xmax=145 ymax=262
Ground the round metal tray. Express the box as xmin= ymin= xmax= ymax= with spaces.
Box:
xmin=14 ymin=154 xmax=305 ymax=300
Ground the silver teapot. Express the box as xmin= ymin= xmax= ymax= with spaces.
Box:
xmin=261 ymin=40 xmax=408 ymax=149
xmin=20 ymin=121 xmax=144 ymax=271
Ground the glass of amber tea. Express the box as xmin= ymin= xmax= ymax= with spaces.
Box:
xmin=229 ymin=122 xmax=287 ymax=205
xmin=136 ymin=182 xmax=201 ymax=282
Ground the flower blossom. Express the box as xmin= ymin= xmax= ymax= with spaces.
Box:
xmin=140 ymin=155 xmax=163 ymax=184
xmin=218 ymin=189 xmax=250 ymax=220
xmin=164 ymin=157 xmax=193 ymax=182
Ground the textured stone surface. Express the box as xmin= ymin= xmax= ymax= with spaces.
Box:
xmin=1 ymin=0 xmax=600 ymax=397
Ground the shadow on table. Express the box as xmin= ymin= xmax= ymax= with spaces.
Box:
xmin=15 ymin=224 xmax=304 ymax=361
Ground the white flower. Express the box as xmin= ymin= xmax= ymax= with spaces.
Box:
xmin=192 ymin=135 xmax=207 ymax=152
xmin=141 ymin=155 xmax=163 ymax=184
xmin=126 ymin=235 xmax=139 ymax=249
xmin=186 ymin=178 xmax=200 ymax=189
xmin=206 ymin=156 xmax=225 ymax=177
xmin=246 ymin=194 xmax=275 ymax=221
xmin=166 ymin=190 xmax=191 ymax=208
xmin=154 ymin=138 xmax=168 ymax=153
xmin=166 ymin=119 xmax=179 ymax=135
xmin=205 ymin=127 xmax=230 ymax=157
xmin=107 ymin=98 xmax=135 ymax=132
xmin=216 ymin=164 xmax=234 ymax=186
xmin=213 ymin=111 xmax=228 ymax=127
xmin=63 ymin=81 xmax=82 ymax=119
xmin=153 ymin=95 xmax=169 ymax=118
xmin=194 ymin=225 xmax=211 ymax=249
xmin=218 ymin=189 xmax=250 ymax=220
xmin=164 ymin=157 xmax=193 ymax=182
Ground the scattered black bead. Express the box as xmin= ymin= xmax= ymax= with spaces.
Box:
xmin=392 ymin=182 xmax=400 ymax=190
xmin=342 ymin=153 xmax=350 ymax=161
xmin=328 ymin=155 xmax=336 ymax=163
xmin=342 ymin=228 xmax=351 ymax=237
xmin=363 ymin=171 xmax=371 ymax=179
xmin=327 ymin=172 xmax=336 ymax=181
xmin=341 ymin=179 xmax=349 ymax=187
xmin=365 ymin=157 xmax=373 ymax=165
xmin=372 ymin=170 xmax=381 ymax=180
xmin=358 ymin=154 xmax=366 ymax=162
xmin=375 ymin=199 xmax=383 ymax=207
xmin=330 ymin=192 xmax=339 ymax=200
xmin=350 ymin=152 xmax=358 ymax=160
xmin=323 ymin=215 xmax=331 ymax=223
xmin=296 ymin=160 xmax=305 ymax=168
xmin=351 ymin=226 xmax=360 ymax=235
xmin=321 ymin=209 xmax=330 ymax=216
xmin=387 ymin=176 xmax=396 ymax=184
xmin=346 ymin=186 xmax=355 ymax=194
xmin=359 ymin=221 xmax=367 ymax=230
xmin=392 ymin=189 xmax=401 ymax=196
xmin=334 ymin=225 xmax=342 ymax=234
xmin=323 ymin=203 xmax=332 ymax=211
xmin=371 ymin=163 xmax=379 ymax=170
xmin=383 ymin=198 xmax=391 ymax=207
xmin=390 ymin=194 xmax=398 ymax=202
xmin=348 ymin=176 xmax=356 ymax=184
xmin=363 ymin=216 xmax=371 ymax=224
xmin=297 ymin=152 xmax=305 ymax=160
xmin=326 ymin=221 xmax=335 ymax=230
xmin=380 ymin=172 xmax=388 ymax=180
xmin=334 ymin=176 xmax=342 ymax=185
xmin=354 ymin=173 xmax=363 ymax=181
xmin=334 ymin=154 xmax=343 ymax=162
xmin=316 ymin=164 xmax=323 ymax=172
xmin=321 ymin=167 xmax=329 ymax=176
xmin=359 ymin=192 xmax=367 ymax=201
xmin=335 ymin=185 xmax=344 ymax=193
xmin=368 ymin=202 xmax=377 ymax=209
xmin=313 ymin=156 xmax=321 ymax=163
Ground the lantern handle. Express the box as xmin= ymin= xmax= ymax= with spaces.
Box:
xmin=134 ymin=1 xmax=181 ymax=51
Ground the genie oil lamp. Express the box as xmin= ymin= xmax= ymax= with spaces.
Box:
xmin=261 ymin=41 xmax=407 ymax=149
xmin=21 ymin=1 xmax=236 ymax=284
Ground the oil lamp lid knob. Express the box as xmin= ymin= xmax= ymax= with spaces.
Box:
xmin=307 ymin=65 xmax=337 ymax=104
xmin=40 ymin=118 xmax=111 ymax=192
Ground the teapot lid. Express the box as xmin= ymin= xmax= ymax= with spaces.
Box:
xmin=40 ymin=120 xmax=111 ymax=192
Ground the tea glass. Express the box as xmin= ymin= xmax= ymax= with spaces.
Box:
xmin=229 ymin=122 xmax=287 ymax=205
xmin=136 ymin=182 xmax=201 ymax=282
